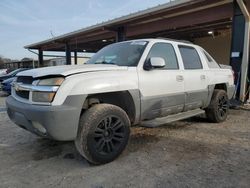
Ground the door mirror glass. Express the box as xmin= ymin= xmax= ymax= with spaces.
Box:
xmin=150 ymin=57 xmax=166 ymax=68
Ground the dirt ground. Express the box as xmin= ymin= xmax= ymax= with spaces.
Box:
xmin=0 ymin=93 xmax=249 ymax=188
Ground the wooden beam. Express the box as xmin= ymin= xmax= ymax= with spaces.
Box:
xmin=126 ymin=4 xmax=233 ymax=37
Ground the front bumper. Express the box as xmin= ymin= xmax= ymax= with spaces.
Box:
xmin=6 ymin=95 xmax=86 ymax=141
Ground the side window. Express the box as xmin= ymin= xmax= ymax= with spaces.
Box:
xmin=203 ymin=50 xmax=220 ymax=69
xmin=179 ymin=46 xmax=203 ymax=69
xmin=147 ymin=43 xmax=179 ymax=69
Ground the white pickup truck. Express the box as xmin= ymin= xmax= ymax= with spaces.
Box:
xmin=6 ymin=39 xmax=235 ymax=164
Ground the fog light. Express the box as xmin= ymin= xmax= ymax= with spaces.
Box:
xmin=32 ymin=121 xmax=46 ymax=134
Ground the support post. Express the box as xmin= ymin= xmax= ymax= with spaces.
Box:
xmin=65 ymin=43 xmax=71 ymax=65
xmin=116 ymin=27 xmax=126 ymax=42
xmin=38 ymin=49 xmax=43 ymax=67
xmin=74 ymin=51 xmax=77 ymax=65
xmin=237 ymin=0 xmax=250 ymax=102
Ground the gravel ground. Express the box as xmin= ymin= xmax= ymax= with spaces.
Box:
xmin=0 ymin=94 xmax=249 ymax=188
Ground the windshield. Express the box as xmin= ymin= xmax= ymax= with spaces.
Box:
xmin=86 ymin=41 xmax=148 ymax=66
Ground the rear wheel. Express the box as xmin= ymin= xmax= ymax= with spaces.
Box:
xmin=205 ymin=89 xmax=229 ymax=123
xmin=75 ymin=104 xmax=130 ymax=164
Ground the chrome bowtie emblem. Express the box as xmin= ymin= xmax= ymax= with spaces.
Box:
xmin=13 ymin=82 xmax=20 ymax=91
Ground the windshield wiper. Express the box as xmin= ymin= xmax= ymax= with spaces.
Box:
xmin=94 ymin=61 xmax=116 ymax=65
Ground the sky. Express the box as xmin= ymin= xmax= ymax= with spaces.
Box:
xmin=0 ymin=0 xmax=170 ymax=60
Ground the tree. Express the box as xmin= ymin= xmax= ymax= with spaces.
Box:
xmin=0 ymin=55 xmax=12 ymax=68
xmin=21 ymin=57 xmax=32 ymax=61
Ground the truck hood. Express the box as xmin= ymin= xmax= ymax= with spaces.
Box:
xmin=17 ymin=64 xmax=128 ymax=78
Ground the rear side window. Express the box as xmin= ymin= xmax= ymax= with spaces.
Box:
xmin=179 ymin=46 xmax=202 ymax=69
xmin=147 ymin=43 xmax=179 ymax=69
xmin=203 ymin=50 xmax=220 ymax=69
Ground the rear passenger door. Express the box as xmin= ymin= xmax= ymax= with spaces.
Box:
xmin=178 ymin=45 xmax=208 ymax=111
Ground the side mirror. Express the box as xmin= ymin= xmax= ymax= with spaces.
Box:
xmin=150 ymin=57 xmax=166 ymax=68
xmin=143 ymin=57 xmax=166 ymax=70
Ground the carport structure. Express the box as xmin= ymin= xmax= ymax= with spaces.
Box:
xmin=25 ymin=0 xmax=250 ymax=101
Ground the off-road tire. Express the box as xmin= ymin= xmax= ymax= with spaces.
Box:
xmin=75 ymin=104 xmax=130 ymax=164
xmin=205 ymin=89 xmax=229 ymax=123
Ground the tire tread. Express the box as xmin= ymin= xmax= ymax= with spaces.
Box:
xmin=75 ymin=104 xmax=130 ymax=164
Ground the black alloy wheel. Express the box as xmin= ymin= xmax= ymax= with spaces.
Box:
xmin=93 ymin=115 xmax=126 ymax=155
xmin=217 ymin=95 xmax=228 ymax=119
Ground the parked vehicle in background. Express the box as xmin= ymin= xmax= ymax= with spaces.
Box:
xmin=0 ymin=69 xmax=7 ymax=76
xmin=0 ymin=68 xmax=30 ymax=91
xmin=6 ymin=39 xmax=235 ymax=165
xmin=6 ymin=68 xmax=15 ymax=74
xmin=0 ymin=68 xmax=29 ymax=83
xmin=1 ymin=77 xmax=15 ymax=94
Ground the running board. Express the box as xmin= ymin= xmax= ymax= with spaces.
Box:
xmin=140 ymin=109 xmax=205 ymax=128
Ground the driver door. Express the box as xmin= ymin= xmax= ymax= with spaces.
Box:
xmin=138 ymin=42 xmax=185 ymax=120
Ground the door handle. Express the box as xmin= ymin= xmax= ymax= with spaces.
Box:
xmin=200 ymin=75 xmax=206 ymax=80
xmin=176 ymin=75 xmax=184 ymax=82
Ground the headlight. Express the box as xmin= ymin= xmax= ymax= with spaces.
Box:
xmin=32 ymin=91 xmax=56 ymax=103
xmin=38 ymin=77 xmax=64 ymax=86
xmin=32 ymin=77 xmax=64 ymax=103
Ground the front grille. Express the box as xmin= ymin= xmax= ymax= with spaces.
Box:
xmin=16 ymin=91 xmax=29 ymax=99
xmin=15 ymin=76 xmax=34 ymax=100
xmin=17 ymin=76 xmax=34 ymax=84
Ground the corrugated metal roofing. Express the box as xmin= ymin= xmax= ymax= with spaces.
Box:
xmin=24 ymin=0 xmax=194 ymax=49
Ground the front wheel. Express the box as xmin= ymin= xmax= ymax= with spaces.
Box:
xmin=75 ymin=104 xmax=130 ymax=164
xmin=205 ymin=89 xmax=229 ymax=123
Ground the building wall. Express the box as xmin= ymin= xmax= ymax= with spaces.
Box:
xmin=71 ymin=57 xmax=89 ymax=65
xmin=247 ymin=1 xmax=250 ymax=13
xmin=45 ymin=57 xmax=90 ymax=66
xmin=194 ymin=31 xmax=231 ymax=65
xmin=49 ymin=58 xmax=66 ymax=66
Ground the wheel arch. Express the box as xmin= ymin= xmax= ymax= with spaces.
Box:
xmin=205 ymin=83 xmax=229 ymax=108
xmin=82 ymin=90 xmax=140 ymax=125
xmin=214 ymin=83 xmax=227 ymax=92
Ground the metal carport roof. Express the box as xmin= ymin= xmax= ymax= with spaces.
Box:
xmin=24 ymin=0 xmax=238 ymax=52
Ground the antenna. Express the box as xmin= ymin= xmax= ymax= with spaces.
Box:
xmin=50 ymin=30 xmax=55 ymax=38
